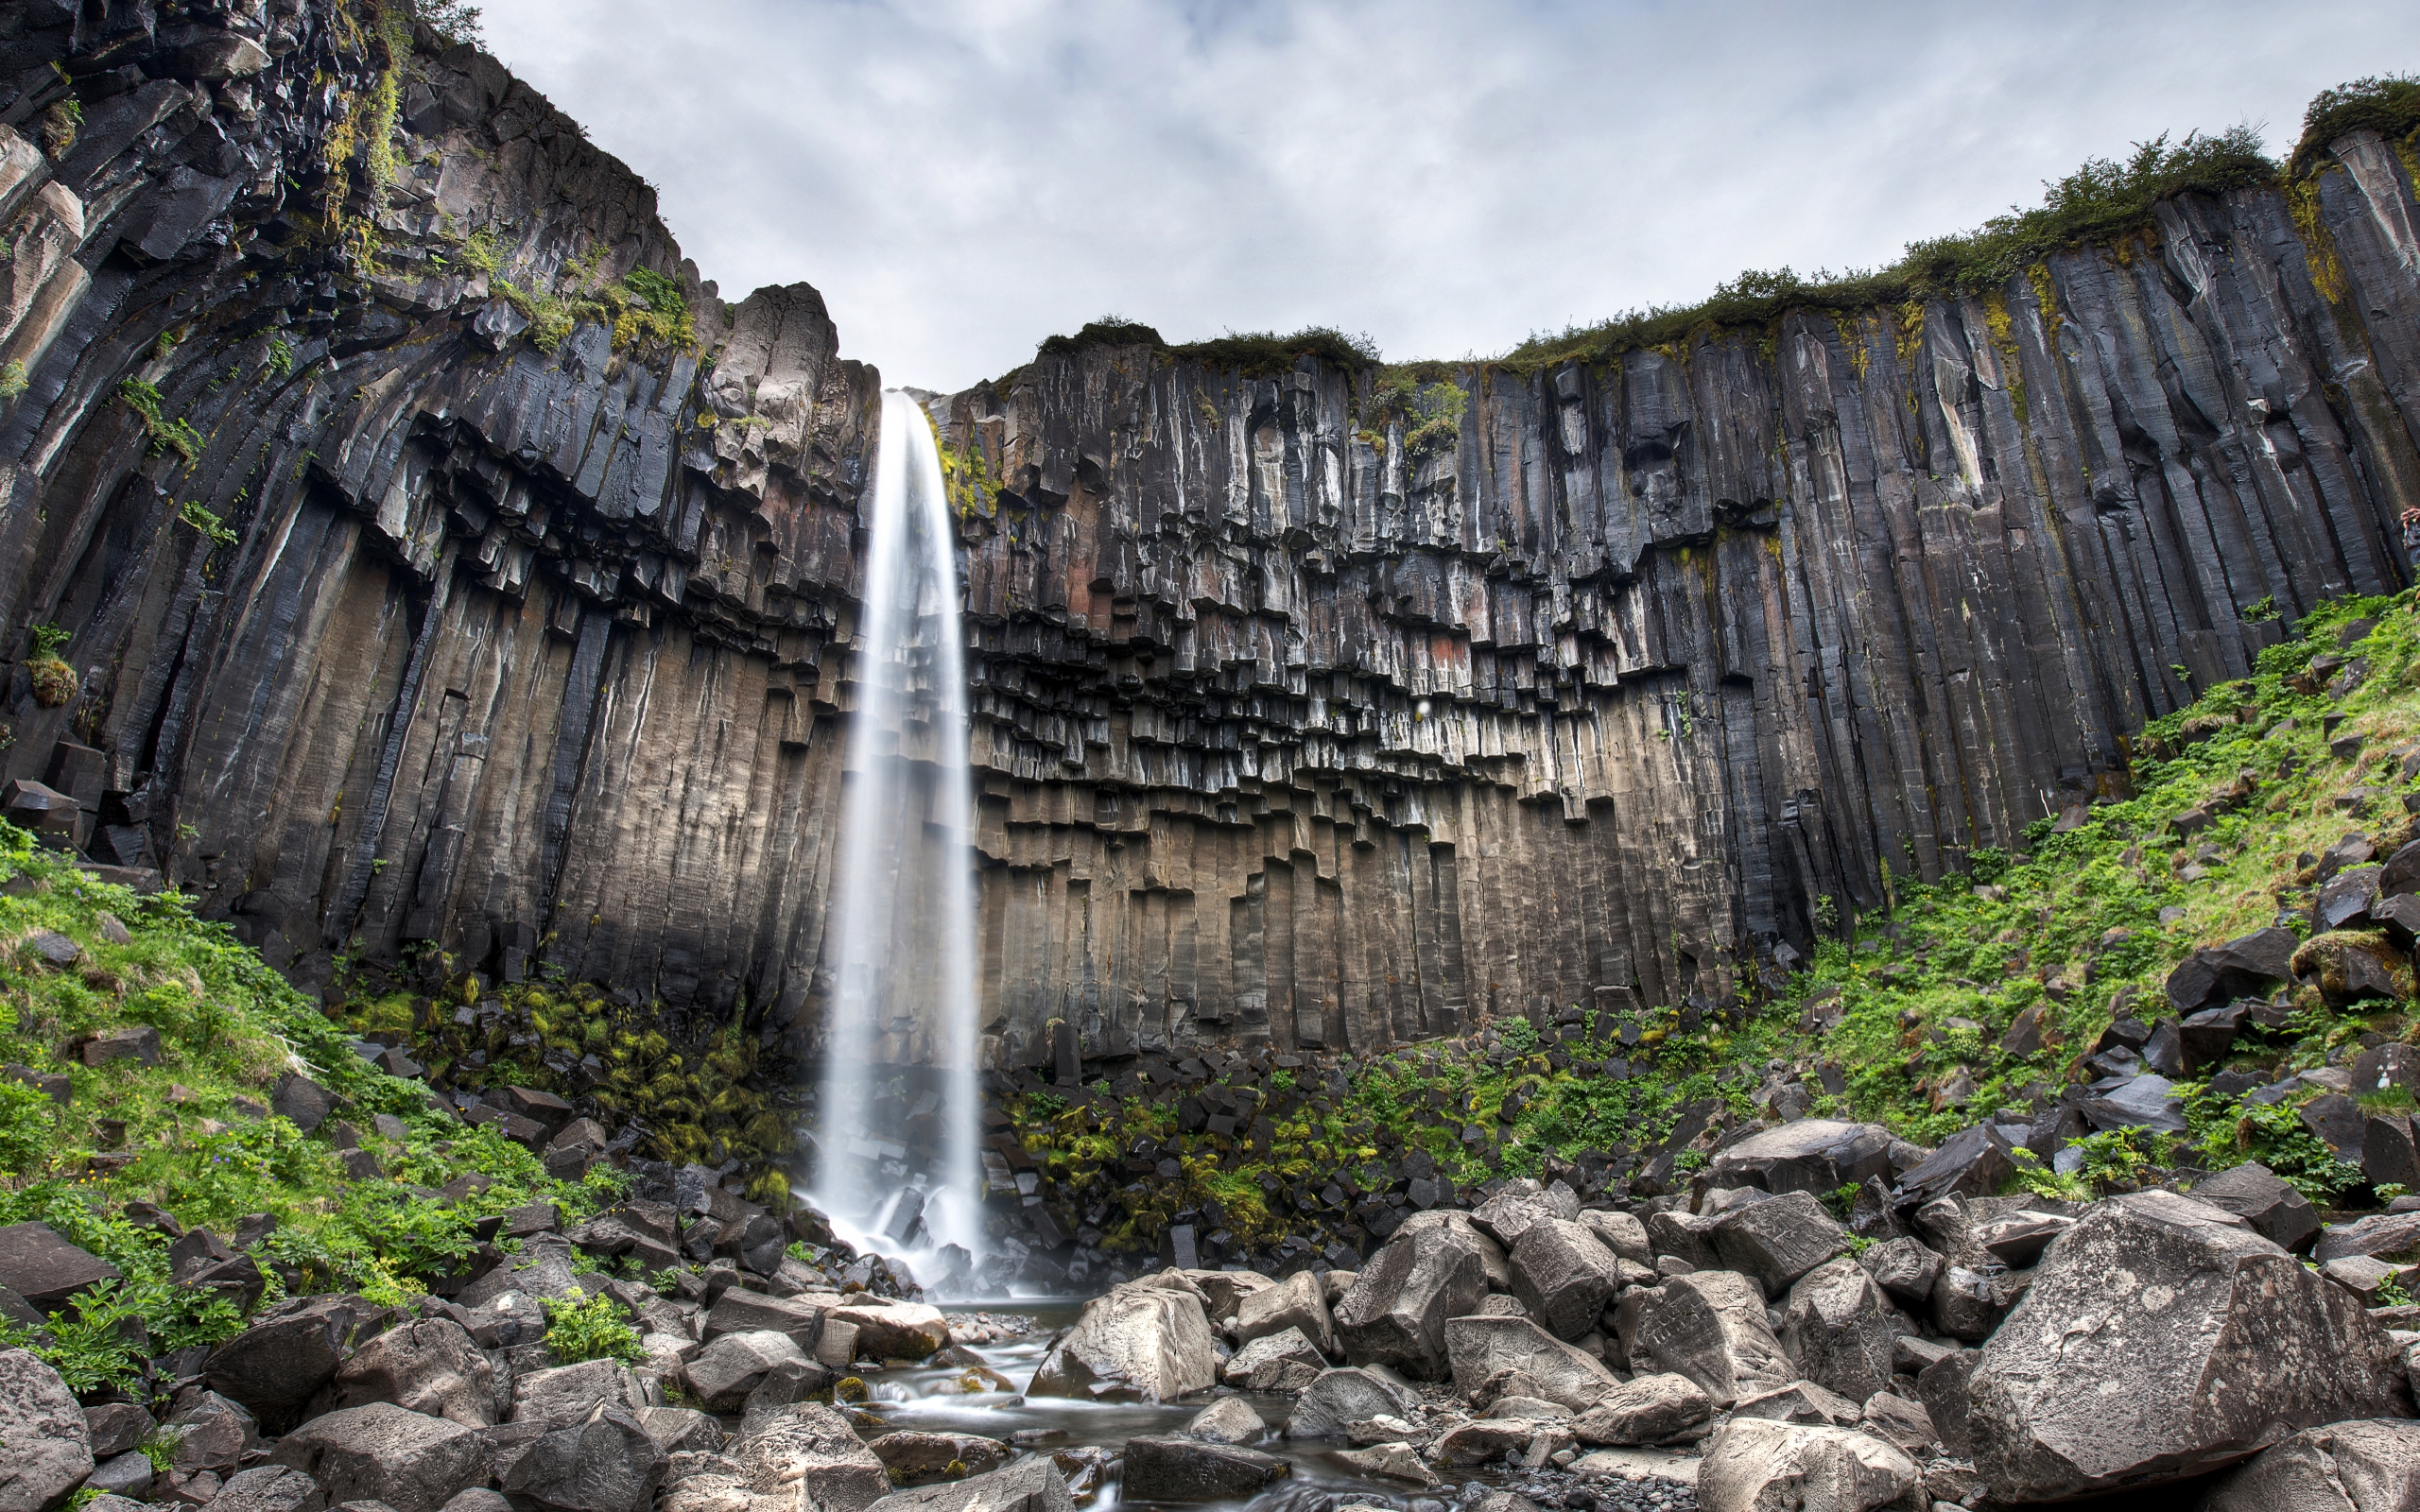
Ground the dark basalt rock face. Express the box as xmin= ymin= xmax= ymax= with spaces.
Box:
xmin=6 ymin=3 xmax=2420 ymax=1069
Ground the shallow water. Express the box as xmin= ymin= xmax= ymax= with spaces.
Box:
xmin=838 ymin=1302 xmax=1540 ymax=1512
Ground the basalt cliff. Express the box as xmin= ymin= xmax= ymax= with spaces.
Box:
xmin=5 ymin=2 xmax=2420 ymax=1075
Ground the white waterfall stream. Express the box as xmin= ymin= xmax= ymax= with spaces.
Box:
xmin=809 ymin=388 xmax=984 ymax=1290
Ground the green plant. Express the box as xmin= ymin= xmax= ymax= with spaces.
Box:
xmin=178 ymin=499 xmax=236 ymax=547
xmin=415 ymin=0 xmax=484 ymax=45
xmin=265 ymin=336 xmax=295 ymax=380
xmin=2292 ymin=74 xmax=2420 ymax=174
xmin=2240 ymin=594 xmax=2281 ymax=624
xmin=2005 ymin=1145 xmax=2090 ymax=1202
xmin=1495 ymin=1017 xmax=1540 ymax=1055
xmin=0 ymin=360 xmax=26 ymax=400
xmin=540 ymin=1290 xmax=642 ymax=1365
xmin=0 ymin=1079 xmax=55 ymax=1175
xmin=26 ymin=626 xmax=74 ymax=706
xmin=116 ymin=379 xmax=202 ymax=462
xmin=2378 ymin=1273 xmax=2414 ymax=1308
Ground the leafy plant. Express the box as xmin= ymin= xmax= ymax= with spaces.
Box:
xmin=1495 ymin=1017 xmax=1540 ymax=1055
xmin=2377 ymin=1273 xmax=2414 ymax=1308
xmin=0 ymin=360 xmax=26 ymax=400
xmin=0 ymin=1079 xmax=55 ymax=1175
xmin=265 ymin=336 xmax=295 ymax=380
xmin=178 ymin=499 xmax=236 ymax=547
xmin=116 ymin=379 xmax=202 ymax=461
xmin=540 ymin=1291 xmax=642 ymax=1365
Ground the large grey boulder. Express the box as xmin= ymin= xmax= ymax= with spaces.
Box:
xmin=270 ymin=1402 xmax=493 ymax=1512
xmin=686 ymin=1332 xmax=809 ymax=1414
xmin=700 ymin=1293 xmax=825 ymax=1350
xmin=864 ymin=1432 xmax=1011 ymax=1486
xmin=1286 ymin=1366 xmax=1426 ymax=1438
xmin=499 ymin=1408 xmax=667 ymax=1512
xmin=206 ymin=1294 xmax=389 ymax=1430
xmin=0 ymin=1348 xmax=92 ymax=1512
xmin=206 ymin=1466 xmax=325 ymax=1512
xmin=1860 ymin=1237 xmax=1942 ymax=1307
xmin=632 ymin=1408 xmax=724 ymax=1456
xmin=1508 ymin=1219 xmax=1625 ymax=1342
xmin=826 ymin=1302 xmax=948 ymax=1361
xmin=1778 ymin=1257 xmax=1897 ymax=1406
xmin=1705 ymin=1121 xmax=1906 ymax=1197
xmin=1969 ymin=1191 xmax=2411 ymax=1502
xmin=861 ymin=1459 xmax=1070 ymax=1512
xmin=1697 ymin=1418 xmax=1918 ymax=1512
xmin=1027 ymin=1283 xmax=1217 ymax=1402
xmin=2196 ymin=1418 xmax=2420 ymax=1511
xmin=1569 ymin=1374 xmax=1714 ymax=1446
xmin=511 ymin=1359 xmax=648 ymax=1429
xmin=1118 ymin=1437 xmax=1288 ymax=1500
xmin=730 ymin=1403 xmax=888 ymax=1512
xmin=1614 ymin=1270 xmax=1795 ymax=1407
xmin=321 ymin=1319 xmax=498 ymax=1428
xmin=2185 ymin=1163 xmax=2324 ymax=1251
xmin=1442 ymin=1314 xmax=1620 ymax=1409
xmin=1707 ymin=1191 xmax=1852 ymax=1297
xmin=1232 ymin=1269 xmax=1336 ymax=1357
xmin=1222 ymin=1327 xmax=1325 ymax=1389
xmin=164 ymin=1391 xmax=259 ymax=1472
xmin=1181 ymin=1398 xmax=1265 ymax=1446
xmin=1471 ymin=1180 xmax=1581 ymax=1248
xmin=1332 ymin=1221 xmax=1489 ymax=1379
xmin=0 ymin=1224 xmax=119 ymax=1312
xmin=1581 ymin=1211 xmax=1651 ymax=1263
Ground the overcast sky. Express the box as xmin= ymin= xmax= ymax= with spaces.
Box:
xmin=476 ymin=1 xmax=2420 ymax=393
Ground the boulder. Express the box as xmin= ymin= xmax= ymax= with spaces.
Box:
xmin=0 ymin=1223 xmax=119 ymax=1312
xmin=1891 ymin=1125 xmax=2017 ymax=1211
xmin=1331 ymin=1223 xmax=1489 ymax=1380
xmin=1177 ymin=1270 xmax=1275 ymax=1323
xmin=1855 ymin=1393 xmax=1937 ymax=1459
xmin=700 ymin=1292 xmax=824 ymax=1350
xmin=860 ymin=1459 xmax=1068 ymax=1512
xmin=1644 ymin=1207 xmax=1723 ymax=1271
xmin=165 ymin=1391 xmax=259 ymax=1472
xmin=456 ymin=1243 xmax=582 ymax=1309
xmin=1330 ymin=1443 xmax=1436 ymax=1486
xmin=1968 ymin=1190 xmax=2411 ymax=1502
xmin=2168 ymin=927 xmax=2299 ymax=1016
xmin=1703 ymin=1121 xmax=1904 ymax=1197
xmin=498 ymin=1409 xmax=667 ymax=1512
xmin=1733 ymin=1380 xmax=1863 ymax=1428
xmin=270 ymin=1402 xmax=493 ymax=1512
xmin=206 ymin=1467 xmax=326 ymax=1512
xmin=1432 ymin=1418 xmax=1571 ymax=1468
xmin=827 ymin=1302 xmax=947 ymax=1361
xmin=1569 ymin=1373 xmax=1714 ymax=1446
xmin=631 ymin=1409 xmax=724 ymax=1456
xmin=1508 ymin=1219 xmax=1625 ymax=1342
xmin=2197 ymin=1418 xmax=2420 ymax=1511
xmin=1232 ymin=1269 xmax=1337 ymax=1357
xmin=1442 ymin=1314 xmax=1620 ymax=1409
xmin=82 ymin=1455 xmax=152 ymax=1503
xmin=320 ymin=1319 xmax=497 ymax=1427
xmin=1286 ymin=1366 xmax=1426 ymax=1438
xmin=2295 ymin=932 xmax=2411 ymax=1010
xmin=2317 ymin=1212 xmax=2420 ymax=1264
xmin=1471 ymin=1181 xmax=1581 ymax=1248
xmin=729 ymin=1403 xmax=888 ymax=1512
xmin=82 ymin=1403 xmax=153 ymax=1460
xmin=865 ymin=1433 xmax=1011 ymax=1486
xmin=1027 ymin=1284 xmax=1217 ymax=1402
xmin=1707 ymin=1192 xmax=1852 ymax=1297
xmin=685 ymin=1332 xmax=810 ymax=1414
xmin=1614 ymin=1271 xmax=1795 ymax=1407
xmin=1860 ymin=1237 xmax=1943 ymax=1306
xmin=1182 ymin=1398 xmax=1265 ymax=1445
xmin=1929 ymin=1263 xmax=2020 ymax=1342
xmin=1697 ymin=1418 xmax=1918 ymax=1512
xmin=1914 ymin=1349 xmax=1979 ymax=1458
xmin=1118 ymin=1437 xmax=1288 ymax=1500
xmin=511 ymin=1359 xmax=648 ymax=1429
xmin=1221 ymin=1327 xmax=1325 ymax=1388
xmin=0 ymin=1348 xmax=92 ymax=1512
xmin=1778 ymin=1257 xmax=1896 ymax=1406
xmin=1580 ymin=1210 xmax=1651 ymax=1263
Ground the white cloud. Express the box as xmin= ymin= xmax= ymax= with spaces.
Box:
xmin=476 ymin=0 xmax=2420 ymax=391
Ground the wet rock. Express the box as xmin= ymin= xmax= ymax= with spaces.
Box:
xmin=685 ymin=1332 xmax=811 ymax=1414
xmin=2189 ymin=1161 xmax=2323 ymax=1251
xmin=320 ymin=1318 xmax=497 ymax=1428
xmin=0 ymin=1347 xmax=92 ymax=1512
xmin=511 ymin=1359 xmax=648 ymax=1429
xmin=1777 ymin=1257 xmax=1896 ymax=1405
xmin=1285 ymin=1366 xmax=1426 ymax=1438
xmin=0 ymin=1223 xmax=120 ymax=1312
xmin=1182 ymin=1398 xmax=1265 ymax=1445
xmin=1118 ymin=1436 xmax=1288 ymax=1501
xmin=1232 ymin=1269 xmax=1337 ymax=1357
xmin=1442 ymin=1315 xmax=1620 ymax=1409
xmin=860 ymin=1458 xmax=1070 ymax=1512
xmin=1568 ymin=1374 xmax=1714 ymax=1446
xmin=497 ymin=1407 xmax=667 ymax=1512
xmin=1697 ymin=1418 xmax=1917 ymax=1512
xmin=1508 ymin=1219 xmax=1625 ymax=1343
xmin=828 ymin=1302 xmax=948 ymax=1361
xmin=206 ymin=1466 xmax=327 ymax=1512
xmin=2197 ymin=1418 xmax=2420 ymax=1511
xmin=865 ymin=1433 xmax=1011 ymax=1486
xmin=1222 ymin=1326 xmax=1325 ymax=1388
xmin=270 ymin=1402 xmax=493 ymax=1512
xmin=1706 ymin=1192 xmax=1851 ymax=1297
xmin=1329 ymin=1443 xmax=1436 ymax=1486
xmin=1027 ymin=1283 xmax=1218 ymax=1402
xmin=1968 ymin=1190 xmax=2411 ymax=1502
xmin=1615 ymin=1270 xmax=1795 ymax=1406
xmin=1331 ymin=1222 xmax=1489 ymax=1380
xmin=1703 ymin=1121 xmax=1905 ymax=1197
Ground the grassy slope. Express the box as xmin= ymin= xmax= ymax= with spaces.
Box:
xmin=0 ymin=839 xmax=646 ymax=1389
xmin=1008 ymin=593 xmax=2420 ymax=1254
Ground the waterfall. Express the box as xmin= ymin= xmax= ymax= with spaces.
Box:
xmin=809 ymin=388 xmax=983 ymax=1292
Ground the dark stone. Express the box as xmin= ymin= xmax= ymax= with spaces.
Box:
xmin=1892 ymin=1125 xmax=2015 ymax=1211
xmin=1117 ymin=1436 xmax=1288 ymax=1500
xmin=2166 ymin=928 xmax=2299 ymax=1016
xmin=0 ymin=1222 xmax=121 ymax=1311
xmin=205 ymin=1295 xmax=392 ymax=1431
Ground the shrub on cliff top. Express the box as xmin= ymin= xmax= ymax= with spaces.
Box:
xmin=2292 ymin=73 xmax=2420 ymax=174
